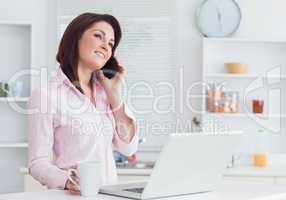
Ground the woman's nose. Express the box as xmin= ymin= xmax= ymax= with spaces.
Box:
xmin=100 ymin=40 xmax=108 ymax=51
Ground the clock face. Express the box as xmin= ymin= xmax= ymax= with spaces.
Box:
xmin=197 ymin=0 xmax=241 ymax=37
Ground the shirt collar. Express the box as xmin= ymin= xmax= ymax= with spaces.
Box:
xmin=55 ymin=67 xmax=72 ymax=86
xmin=54 ymin=67 xmax=103 ymax=92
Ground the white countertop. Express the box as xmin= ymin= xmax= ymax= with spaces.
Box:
xmin=1 ymin=181 xmax=286 ymax=200
xmin=20 ymin=166 xmax=286 ymax=177
xmin=117 ymin=166 xmax=286 ymax=177
xmin=20 ymin=165 xmax=286 ymax=177
xmin=117 ymin=168 xmax=152 ymax=176
xmin=223 ymin=166 xmax=286 ymax=177
xmin=20 ymin=167 xmax=153 ymax=176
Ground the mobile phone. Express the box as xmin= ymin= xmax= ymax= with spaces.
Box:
xmin=101 ymin=57 xmax=121 ymax=79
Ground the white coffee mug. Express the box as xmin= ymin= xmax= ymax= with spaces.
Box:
xmin=68 ymin=161 xmax=102 ymax=196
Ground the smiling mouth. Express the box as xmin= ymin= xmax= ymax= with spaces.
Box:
xmin=94 ymin=51 xmax=105 ymax=59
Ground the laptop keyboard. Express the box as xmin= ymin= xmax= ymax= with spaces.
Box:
xmin=124 ymin=187 xmax=144 ymax=194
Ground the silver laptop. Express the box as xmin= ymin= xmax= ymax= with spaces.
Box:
xmin=100 ymin=132 xmax=240 ymax=199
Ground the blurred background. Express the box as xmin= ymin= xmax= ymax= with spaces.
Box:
xmin=1 ymin=0 xmax=286 ymax=194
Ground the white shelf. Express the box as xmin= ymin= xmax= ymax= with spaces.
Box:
xmin=205 ymin=73 xmax=286 ymax=79
xmin=0 ymin=97 xmax=29 ymax=102
xmin=0 ymin=142 xmax=28 ymax=148
xmin=0 ymin=21 xmax=32 ymax=26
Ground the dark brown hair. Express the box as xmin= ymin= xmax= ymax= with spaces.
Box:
xmin=56 ymin=12 xmax=122 ymax=93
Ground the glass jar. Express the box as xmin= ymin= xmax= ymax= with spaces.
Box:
xmin=221 ymin=91 xmax=239 ymax=113
xmin=253 ymin=129 xmax=270 ymax=168
xmin=207 ymin=83 xmax=223 ymax=112
xmin=228 ymin=92 xmax=239 ymax=113
xmin=252 ymin=99 xmax=264 ymax=113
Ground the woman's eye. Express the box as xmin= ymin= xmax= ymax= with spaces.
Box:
xmin=94 ymin=33 xmax=102 ymax=39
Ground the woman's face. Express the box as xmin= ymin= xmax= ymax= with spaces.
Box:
xmin=78 ymin=21 xmax=115 ymax=71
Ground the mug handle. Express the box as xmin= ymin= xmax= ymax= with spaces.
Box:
xmin=67 ymin=168 xmax=80 ymax=190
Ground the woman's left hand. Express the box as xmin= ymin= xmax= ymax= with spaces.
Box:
xmin=96 ymin=62 xmax=125 ymax=110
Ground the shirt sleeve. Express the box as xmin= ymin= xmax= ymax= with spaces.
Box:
xmin=112 ymin=102 xmax=139 ymax=157
xmin=28 ymin=88 xmax=68 ymax=189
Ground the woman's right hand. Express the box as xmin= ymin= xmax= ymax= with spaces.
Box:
xmin=65 ymin=166 xmax=81 ymax=195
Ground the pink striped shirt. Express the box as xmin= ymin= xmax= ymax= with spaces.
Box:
xmin=28 ymin=67 xmax=138 ymax=189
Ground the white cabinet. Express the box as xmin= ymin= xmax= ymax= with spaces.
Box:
xmin=201 ymin=38 xmax=286 ymax=136
xmin=0 ymin=21 xmax=33 ymax=193
xmin=223 ymin=166 xmax=286 ymax=186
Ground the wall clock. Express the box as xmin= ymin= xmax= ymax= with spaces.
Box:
xmin=196 ymin=0 xmax=241 ymax=37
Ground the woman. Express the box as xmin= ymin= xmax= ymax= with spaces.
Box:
xmin=28 ymin=13 xmax=138 ymax=195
